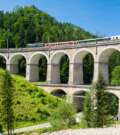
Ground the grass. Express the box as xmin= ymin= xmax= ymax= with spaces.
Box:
xmin=12 ymin=75 xmax=63 ymax=127
xmin=0 ymin=71 xmax=64 ymax=131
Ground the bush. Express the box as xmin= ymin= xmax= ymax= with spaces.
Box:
xmin=49 ymin=102 xmax=76 ymax=130
xmin=111 ymin=66 xmax=120 ymax=85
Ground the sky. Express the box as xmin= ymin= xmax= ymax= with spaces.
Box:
xmin=0 ymin=0 xmax=120 ymax=37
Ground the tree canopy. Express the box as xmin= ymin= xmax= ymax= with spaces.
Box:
xmin=0 ymin=6 xmax=95 ymax=48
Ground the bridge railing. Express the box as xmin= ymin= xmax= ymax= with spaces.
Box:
xmin=37 ymin=83 xmax=120 ymax=90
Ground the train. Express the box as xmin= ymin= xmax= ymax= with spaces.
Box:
xmin=26 ymin=35 xmax=120 ymax=48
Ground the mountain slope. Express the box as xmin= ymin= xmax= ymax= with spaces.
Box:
xmin=0 ymin=6 xmax=96 ymax=48
xmin=0 ymin=73 xmax=63 ymax=128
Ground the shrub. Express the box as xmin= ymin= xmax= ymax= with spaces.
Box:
xmin=49 ymin=102 xmax=76 ymax=130
xmin=111 ymin=66 xmax=120 ymax=85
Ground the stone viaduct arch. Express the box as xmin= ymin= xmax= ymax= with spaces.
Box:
xmin=50 ymin=88 xmax=87 ymax=112
xmin=73 ymin=90 xmax=86 ymax=112
xmin=8 ymin=53 xmax=27 ymax=75
xmin=49 ymin=51 xmax=71 ymax=84
xmin=0 ymin=53 xmax=7 ymax=61
xmin=97 ymin=47 xmax=120 ymax=84
xmin=0 ymin=40 xmax=120 ymax=86
xmin=106 ymin=89 xmax=120 ymax=118
xmin=51 ymin=89 xmax=67 ymax=97
xmin=0 ymin=38 xmax=120 ymax=117
xmin=28 ymin=52 xmax=49 ymax=82
xmin=42 ymin=85 xmax=120 ymax=115
xmin=72 ymin=49 xmax=95 ymax=85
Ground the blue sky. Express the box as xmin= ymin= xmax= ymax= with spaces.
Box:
xmin=0 ymin=0 xmax=120 ymax=36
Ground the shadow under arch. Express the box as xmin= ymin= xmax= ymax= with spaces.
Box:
xmin=83 ymin=53 xmax=94 ymax=84
xmin=104 ymin=91 xmax=119 ymax=117
xmin=50 ymin=51 xmax=70 ymax=84
xmin=98 ymin=47 xmax=120 ymax=84
xmin=60 ymin=54 xmax=69 ymax=84
xmin=9 ymin=54 xmax=27 ymax=76
xmin=29 ymin=53 xmax=48 ymax=82
xmin=51 ymin=89 xmax=67 ymax=98
xmin=73 ymin=90 xmax=86 ymax=112
xmin=73 ymin=49 xmax=94 ymax=85
xmin=109 ymin=51 xmax=120 ymax=84
xmin=0 ymin=55 xmax=6 ymax=69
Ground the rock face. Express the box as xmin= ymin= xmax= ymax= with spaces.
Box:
xmin=42 ymin=126 xmax=120 ymax=135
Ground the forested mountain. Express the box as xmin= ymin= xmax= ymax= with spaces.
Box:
xmin=0 ymin=6 xmax=96 ymax=48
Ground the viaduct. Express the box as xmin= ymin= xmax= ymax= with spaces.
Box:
xmin=0 ymin=38 xmax=120 ymax=114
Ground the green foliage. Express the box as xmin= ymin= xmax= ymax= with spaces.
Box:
xmin=101 ymin=93 xmax=118 ymax=116
xmin=93 ymin=74 xmax=105 ymax=90
xmin=0 ymin=69 xmax=15 ymax=134
xmin=0 ymin=6 xmax=96 ymax=84
xmin=0 ymin=57 xmax=6 ymax=69
xmin=0 ymin=124 xmax=3 ymax=133
xmin=83 ymin=54 xmax=94 ymax=84
xmin=0 ymin=72 xmax=64 ymax=128
xmin=13 ymin=75 xmax=63 ymax=123
xmin=39 ymin=56 xmax=47 ymax=81
xmin=18 ymin=57 xmax=26 ymax=76
xmin=111 ymin=66 xmax=120 ymax=85
xmin=49 ymin=102 xmax=76 ymax=130
xmin=60 ymin=55 xmax=69 ymax=83
xmin=0 ymin=6 xmax=95 ymax=48
xmin=83 ymin=92 xmax=92 ymax=127
xmin=83 ymin=75 xmax=118 ymax=128
xmin=109 ymin=51 xmax=120 ymax=83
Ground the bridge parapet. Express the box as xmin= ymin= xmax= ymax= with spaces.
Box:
xmin=37 ymin=84 xmax=120 ymax=95
xmin=0 ymin=38 xmax=120 ymax=53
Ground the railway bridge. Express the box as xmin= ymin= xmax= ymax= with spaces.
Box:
xmin=0 ymin=38 xmax=120 ymax=114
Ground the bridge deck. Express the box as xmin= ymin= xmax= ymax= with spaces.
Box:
xmin=37 ymin=84 xmax=120 ymax=91
xmin=0 ymin=39 xmax=120 ymax=53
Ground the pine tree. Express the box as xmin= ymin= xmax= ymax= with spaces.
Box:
xmin=0 ymin=69 xmax=15 ymax=135
xmin=83 ymin=92 xmax=92 ymax=127
xmin=83 ymin=74 xmax=114 ymax=128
